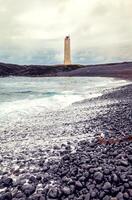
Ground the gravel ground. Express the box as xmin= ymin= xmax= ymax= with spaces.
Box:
xmin=0 ymin=84 xmax=132 ymax=200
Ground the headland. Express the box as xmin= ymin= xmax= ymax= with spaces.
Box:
xmin=0 ymin=61 xmax=132 ymax=80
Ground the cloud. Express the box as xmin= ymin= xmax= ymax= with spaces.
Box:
xmin=0 ymin=0 xmax=132 ymax=64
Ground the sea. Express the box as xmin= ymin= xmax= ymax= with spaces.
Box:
xmin=0 ymin=77 xmax=131 ymax=159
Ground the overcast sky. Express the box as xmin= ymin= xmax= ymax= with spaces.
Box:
xmin=0 ymin=0 xmax=132 ymax=65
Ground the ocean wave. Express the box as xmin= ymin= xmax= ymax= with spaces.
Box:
xmin=0 ymin=77 xmax=131 ymax=119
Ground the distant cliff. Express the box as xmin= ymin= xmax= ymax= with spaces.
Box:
xmin=0 ymin=62 xmax=132 ymax=80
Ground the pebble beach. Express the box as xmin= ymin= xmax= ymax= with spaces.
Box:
xmin=0 ymin=81 xmax=132 ymax=200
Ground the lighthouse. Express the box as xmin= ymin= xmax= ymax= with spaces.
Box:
xmin=64 ymin=36 xmax=71 ymax=65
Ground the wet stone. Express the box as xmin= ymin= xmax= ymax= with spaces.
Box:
xmin=29 ymin=176 xmax=36 ymax=183
xmin=111 ymin=187 xmax=120 ymax=196
xmin=13 ymin=191 xmax=26 ymax=198
xmin=79 ymin=176 xmax=86 ymax=182
xmin=36 ymin=175 xmax=42 ymax=181
xmin=62 ymin=186 xmax=71 ymax=195
xmin=42 ymin=173 xmax=51 ymax=183
xmin=129 ymin=181 xmax=132 ymax=187
xmin=2 ymin=177 xmax=13 ymax=187
xmin=104 ymin=168 xmax=110 ymax=175
xmin=90 ymin=190 xmax=97 ymax=198
xmin=47 ymin=187 xmax=59 ymax=198
xmin=28 ymin=194 xmax=45 ymax=200
xmin=116 ymin=192 xmax=123 ymax=200
xmin=128 ymin=189 xmax=132 ymax=197
xmin=120 ymin=160 xmax=128 ymax=166
xmin=89 ymin=168 xmax=94 ymax=174
xmin=21 ymin=184 xmax=36 ymax=197
xmin=75 ymin=181 xmax=83 ymax=189
xmin=112 ymin=173 xmax=118 ymax=182
xmin=123 ymin=192 xmax=129 ymax=199
xmin=102 ymin=195 xmax=110 ymax=200
xmin=84 ymin=193 xmax=90 ymax=200
xmin=103 ymin=182 xmax=112 ymax=191
xmin=0 ymin=192 xmax=12 ymax=200
xmin=83 ymin=172 xmax=89 ymax=179
xmin=62 ymin=154 xmax=70 ymax=161
xmin=43 ymin=165 xmax=50 ymax=172
xmin=39 ymin=196 xmax=46 ymax=200
xmin=99 ymin=191 xmax=105 ymax=199
xmin=128 ymin=155 xmax=132 ymax=163
xmin=94 ymin=171 xmax=103 ymax=182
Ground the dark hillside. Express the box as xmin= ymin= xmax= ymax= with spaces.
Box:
xmin=0 ymin=61 xmax=132 ymax=80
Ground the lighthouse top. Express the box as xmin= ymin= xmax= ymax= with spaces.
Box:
xmin=65 ymin=36 xmax=70 ymax=39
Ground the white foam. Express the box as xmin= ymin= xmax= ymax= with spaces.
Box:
xmin=0 ymin=77 xmax=131 ymax=120
xmin=0 ymin=93 xmax=83 ymax=116
xmin=0 ymin=77 xmax=131 ymax=134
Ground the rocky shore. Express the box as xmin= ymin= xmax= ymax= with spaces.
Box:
xmin=0 ymin=84 xmax=132 ymax=200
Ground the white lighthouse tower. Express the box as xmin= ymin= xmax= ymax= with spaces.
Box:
xmin=64 ymin=36 xmax=71 ymax=65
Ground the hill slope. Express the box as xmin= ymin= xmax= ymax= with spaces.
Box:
xmin=0 ymin=62 xmax=132 ymax=80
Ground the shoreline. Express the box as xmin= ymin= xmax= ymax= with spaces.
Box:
xmin=0 ymin=83 xmax=132 ymax=199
